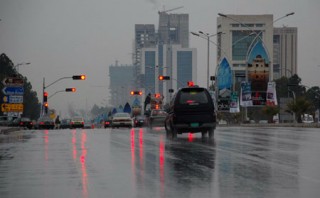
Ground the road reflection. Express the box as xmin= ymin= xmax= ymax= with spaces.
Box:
xmin=129 ymin=127 xmax=216 ymax=197
xmin=165 ymin=137 xmax=216 ymax=197
xmin=80 ymin=130 xmax=88 ymax=198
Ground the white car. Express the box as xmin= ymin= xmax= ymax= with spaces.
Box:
xmin=111 ymin=113 xmax=133 ymax=128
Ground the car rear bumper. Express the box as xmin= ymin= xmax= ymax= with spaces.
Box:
xmin=172 ymin=113 xmax=216 ymax=133
xmin=71 ymin=124 xmax=84 ymax=128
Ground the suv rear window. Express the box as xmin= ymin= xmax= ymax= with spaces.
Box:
xmin=179 ymin=88 xmax=209 ymax=104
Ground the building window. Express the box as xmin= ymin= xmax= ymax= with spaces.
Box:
xmin=177 ymin=51 xmax=192 ymax=89
xmin=145 ymin=51 xmax=156 ymax=93
xmin=232 ymin=30 xmax=262 ymax=61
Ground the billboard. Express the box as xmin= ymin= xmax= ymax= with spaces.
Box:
xmin=247 ymin=41 xmax=270 ymax=106
xmin=216 ymin=58 xmax=232 ymax=111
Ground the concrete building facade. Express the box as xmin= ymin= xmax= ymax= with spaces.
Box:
xmin=273 ymin=27 xmax=298 ymax=79
xmin=109 ymin=63 xmax=135 ymax=107
xmin=217 ymin=15 xmax=274 ymax=85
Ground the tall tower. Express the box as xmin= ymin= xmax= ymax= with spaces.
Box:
xmin=134 ymin=24 xmax=156 ymax=88
xmin=158 ymin=12 xmax=189 ymax=47
xmin=273 ymin=27 xmax=298 ymax=79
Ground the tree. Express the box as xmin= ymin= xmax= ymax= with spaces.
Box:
xmin=262 ymin=105 xmax=280 ymax=123
xmin=287 ymin=74 xmax=306 ymax=98
xmin=305 ymin=86 xmax=320 ymax=112
xmin=0 ymin=53 xmax=40 ymax=120
xmin=287 ymin=97 xmax=313 ymax=123
xmin=275 ymin=76 xmax=289 ymax=98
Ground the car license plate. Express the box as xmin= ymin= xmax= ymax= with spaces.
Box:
xmin=190 ymin=123 xmax=199 ymax=127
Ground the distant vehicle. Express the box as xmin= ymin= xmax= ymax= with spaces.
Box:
xmin=165 ymin=86 xmax=217 ymax=138
xmin=83 ymin=120 xmax=93 ymax=129
xmin=70 ymin=117 xmax=84 ymax=129
xmin=111 ymin=113 xmax=133 ymax=128
xmin=36 ymin=117 xmax=55 ymax=129
xmin=133 ymin=115 xmax=146 ymax=127
xmin=60 ymin=118 xmax=72 ymax=129
xmin=104 ymin=118 xmax=112 ymax=128
xmin=18 ymin=117 xmax=34 ymax=129
xmin=8 ymin=117 xmax=33 ymax=128
xmin=302 ymin=114 xmax=314 ymax=123
xmin=148 ymin=109 xmax=167 ymax=128
xmin=0 ymin=116 xmax=9 ymax=126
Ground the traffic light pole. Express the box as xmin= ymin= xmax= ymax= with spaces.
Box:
xmin=42 ymin=75 xmax=85 ymax=116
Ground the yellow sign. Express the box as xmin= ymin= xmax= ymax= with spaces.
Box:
xmin=1 ymin=103 xmax=24 ymax=112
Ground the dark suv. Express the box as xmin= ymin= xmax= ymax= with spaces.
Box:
xmin=165 ymin=86 xmax=217 ymax=138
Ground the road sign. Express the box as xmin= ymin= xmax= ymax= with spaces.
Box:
xmin=2 ymin=77 xmax=24 ymax=86
xmin=2 ymin=87 xmax=24 ymax=95
xmin=3 ymin=95 xmax=24 ymax=103
xmin=1 ymin=103 xmax=24 ymax=112
xmin=6 ymin=112 xmax=20 ymax=117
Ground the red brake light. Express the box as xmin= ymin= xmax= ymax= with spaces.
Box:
xmin=40 ymin=122 xmax=44 ymax=125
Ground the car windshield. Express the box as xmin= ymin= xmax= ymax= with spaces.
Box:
xmin=72 ymin=118 xmax=83 ymax=122
xmin=179 ymin=88 xmax=209 ymax=104
xmin=114 ymin=113 xmax=130 ymax=118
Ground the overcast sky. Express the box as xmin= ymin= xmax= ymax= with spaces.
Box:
xmin=1 ymin=0 xmax=319 ymax=117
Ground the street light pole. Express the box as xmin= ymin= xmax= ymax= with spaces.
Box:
xmin=190 ymin=31 xmax=223 ymax=89
xmin=14 ymin=62 xmax=30 ymax=73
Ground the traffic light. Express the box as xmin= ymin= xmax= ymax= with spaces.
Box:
xmin=43 ymin=92 xmax=48 ymax=103
xmin=130 ymin=91 xmax=142 ymax=95
xmin=65 ymin=88 xmax=76 ymax=92
xmin=158 ymin=75 xmax=170 ymax=80
xmin=72 ymin=75 xmax=86 ymax=80
xmin=187 ymin=81 xmax=194 ymax=87
xmin=155 ymin=93 xmax=161 ymax=98
xmin=44 ymin=102 xmax=48 ymax=114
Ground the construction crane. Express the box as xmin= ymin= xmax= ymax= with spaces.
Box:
xmin=158 ymin=6 xmax=183 ymax=14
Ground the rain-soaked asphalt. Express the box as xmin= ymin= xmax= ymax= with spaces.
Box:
xmin=0 ymin=126 xmax=320 ymax=198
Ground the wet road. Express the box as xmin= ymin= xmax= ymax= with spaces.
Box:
xmin=0 ymin=126 xmax=320 ymax=198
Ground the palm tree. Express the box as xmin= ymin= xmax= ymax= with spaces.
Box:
xmin=287 ymin=97 xmax=313 ymax=123
xmin=262 ymin=105 xmax=280 ymax=123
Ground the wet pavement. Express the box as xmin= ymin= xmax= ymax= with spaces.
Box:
xmin=0 ymin=126 xmax=320 ymax=198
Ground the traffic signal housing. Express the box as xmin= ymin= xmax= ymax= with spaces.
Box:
xmin=43 ymin=92 xmax=48 ymax=103
xmin=72 ymin=75 xmax=86 ymax=80
xmin=130 ymin=91 xmax=142 ymax=95
xmin=65 ymin=88 xmax=76 ymax=92
xmin=158 ymin=75 xmax=170 ymax=80
xmin=44 ymin=102 xmax=48 ymax=114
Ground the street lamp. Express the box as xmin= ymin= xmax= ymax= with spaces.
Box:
xmin=190 ymin=31 xmax=224 ymax=89
xmin=14 ymin=62 xmax=30 ymax=72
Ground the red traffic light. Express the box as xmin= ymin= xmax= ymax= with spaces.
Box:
xmin=65 ymin=88 xmax=76 ymax=92
xmin=72 ymin=75 xmax=86 ymax=80
xmin=43 ymin=92 xmax=48 ymax=97
xmin=155 ymin=93 xmax=161 ymax=98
